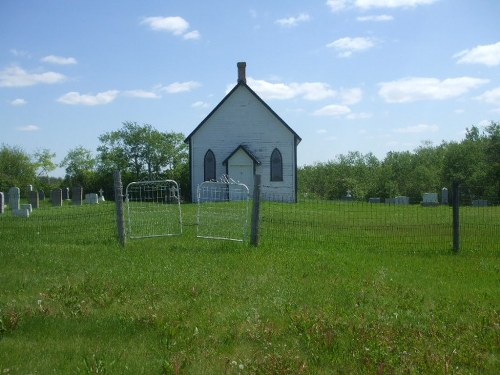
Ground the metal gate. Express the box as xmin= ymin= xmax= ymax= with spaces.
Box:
xmin=125 ymin=180 xmax=182 ymax=239
xmin=197 ymin=176 xmax=250 ymax=242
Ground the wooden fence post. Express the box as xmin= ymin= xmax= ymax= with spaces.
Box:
xmin=114 ymin=170 xmax=126 ymax=247
xmin=250 ymin=174 xmax=261 ymax=246
xmin=452 ymin=180 xmax=460 ymax=253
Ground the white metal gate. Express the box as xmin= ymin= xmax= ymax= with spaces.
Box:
xmin=197 ymin=176 xmax=250 ymax=242
xmin=125 ymin=180 xmax=182 ymax=239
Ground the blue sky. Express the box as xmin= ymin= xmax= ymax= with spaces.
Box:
xmin=1 ymin=0 xmax=500 ymax=177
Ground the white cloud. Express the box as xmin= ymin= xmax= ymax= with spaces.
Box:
xmin=141 ymin=16 xmax=200 ymax=40
xmin=183 ymin=30 xmax=200 ymax=40
xmin=476 ymin=87 xmax=500 ymax=106
xmin=327 ymin=37 xmax=376 ymax=57
xmin=357 ymin=14 xmax=394 ymax=21
xmin=10 ymin=98 xmax=27 ymax=106
xmin=339 ymin=88 xmax=363 ymax=105
xmin=454 ymin=42 xmax=500 ymax=67
xmin=0 ymin=65 xmax=65 ymax=87
xmin=57 ymin=90 xmax=119 ymax=105
xmin=275 ymin=13 xmax=311 ymax=27
xmin=191 ymin=101 xmax=209 ymax=108
xmin=17 ymin=124 xmax=39 ymax=132
xmin=378 ymin=77 xmax=489 ymax=103
xmin=41 ymin=55 xmax=77 ymax=65
xmin=160 ymin=81 xmax=201 ymax=93
xmin=247 ymin=78 xmax=336 ymax=101
xmin=326 ymin=0 xmax=349 ymax=12
xmin=394 ymin=123 xmax=439 ymax=133
xmin=123 ymin=90 xmax=160 ymax=99
xmin=313 ymin=104 xmax=352 ymax=116
xmin=327 ymin=0 xmax=436 ymax=11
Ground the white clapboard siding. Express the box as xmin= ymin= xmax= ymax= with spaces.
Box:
xmin=188 ymin=84 xmax=299 ymax=201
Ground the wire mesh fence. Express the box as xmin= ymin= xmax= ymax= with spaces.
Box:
xmin=0 ymin=200 xmax=117 ymax=246
xmin=0 ymin=183 xmax=498 ymax=252
xmin=259 ymin=190 xmax=499 ymax=252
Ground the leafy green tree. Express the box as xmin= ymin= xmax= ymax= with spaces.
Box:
xmin=60 ymin=146 xmax=97 ymax=188
xmin=33 ymin=148 xmax=57 ymax=181
xmin=0 ymin=144 xmax=36 ymax=192
xmin=97 ymin=121 xmax=188 ymax=194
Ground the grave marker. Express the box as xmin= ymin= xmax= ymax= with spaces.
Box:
xmin=421 ymin=192 xmax=439 ymax=206
xmin=441 ymin=187 xmax=448 ymax=205
xmin=472 ymin=199 xmax=488 ymax=207
xmin=0 ymin=192 xmax=4 ymax=214
xmin=51 ymin=189 xmax=63 ymax=207
xmin=9 ymin=187 xmax=20 ymax=210
xmin=72 ymin=186 xmax=83 ymax=205
xmin=38 ymin=189 xmax=45 ymax=201
xmin=29 ymin=190 xmax=39 ymax=209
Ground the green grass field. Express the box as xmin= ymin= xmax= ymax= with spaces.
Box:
xmin=0 ymin=201 xmax=498 ymax=374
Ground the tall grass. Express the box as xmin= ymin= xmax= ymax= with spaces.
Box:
xmin=0 ymin=201 xmax=498 ymax=373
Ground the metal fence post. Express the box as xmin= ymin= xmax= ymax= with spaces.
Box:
xmin=250 ymin=174 xmax=261 ymax=246
xmin=114 ymin=170 xmax=126 ymax=246
xmin=452 ymin=180 xmax=460 ymax=253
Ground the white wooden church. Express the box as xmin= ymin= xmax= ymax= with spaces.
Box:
xmin=184 ymin=62 xmax=301 ymax=202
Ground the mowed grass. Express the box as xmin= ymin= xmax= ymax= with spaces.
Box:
xmin=0 ymin=201 xmax=499 ymax=374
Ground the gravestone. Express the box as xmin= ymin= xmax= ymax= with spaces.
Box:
xmin=369 ymin=197 xmax=381 ymax=203
xmin=394 ymin=196 xmax=409 ymax=205
xmin=72 ymin=186 xmax=83 ymax=205
xmin=421 ymin=192 xmax=438 ymax=206
xmin=441 ymin=188 xmax=448 ymax=205
xmin=38 ymin=189 xmax=45 ymax=201
xmin=29 ymin=190 xmax=39 ymax=209
xmin=62 ymin=187 xmax=70 ymax=200
xmin=98 ymin=188 xmax=105 ymax=202
xmin=85 ymin=193 xmax=99 ymax=204
xmin=13 ymin=207 xmax=30 ymax=218
xmin=9 ymin=187 xmax=20 ymax=210
xmin=21 ymin=203 xmax=32 ymax=213
xmin=0 ymin=192 xmax=4 ymax=214
xmin=472 ymin=199 xmax=488 ymax=207
xmin=51 ymin=189 xmax=63 ymax=207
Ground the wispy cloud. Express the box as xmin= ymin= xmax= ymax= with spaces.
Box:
xmin=313 ymin=104 xmax=352 ymax=116
xmin=17 ymin=124 xmax=39 ymax=132
xmin=141 ymin=16 xmax=200 ymax=40
xmin=57 ymin=90 xmax=119 ymax=105
xmin=476 ymin=87 xmax=500 ymax=106
xmin=191 ymin=101 xmax=209 ymax=109
xmin=327 ymin=0 xmax=438 ymax=12
xmin=275 ymin=13 xmax=311 ymax=27
xmin=247 ymin=78 xmax=337 ymax=101
xmin=378 ymin=77 xmax=489 ymax=103
xmin=41 ymin=55 xmax=77 ymax=65
xmin=394 ymin=123 xmax=439 ymax=133
xmin=454 ymin=41 xmax=500 ymax=67
xmin=123 ymin=90 xmax=160 ymax=99
xmin=159 ymin=81 xmax=201 ymax=93
xmin=10 ymin=98 xmax=27 ymax=106
xmin=357 ymin=14 xmax=393 ymax=21
xmin=327 ymin=37 xmax=376 ymax=57
xmin=0 ymin=65 xmax=65 ymax=87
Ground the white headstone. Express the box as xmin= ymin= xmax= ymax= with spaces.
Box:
xmin=85 ymin=193 xmax=99 ymax=204
xmin=8 ymin=187 xmax=20 ymax=210
xmin=394 ymin=196 xmax=409 ymax=205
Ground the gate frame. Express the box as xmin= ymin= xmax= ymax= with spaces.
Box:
xmin=125 ymin=179 xmax=182 ymax=239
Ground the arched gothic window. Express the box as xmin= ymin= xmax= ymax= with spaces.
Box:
xmin=270 ymin=148 xmax=283 ymax=181
xmin=204 ymin=150 xmax=216 ymax=181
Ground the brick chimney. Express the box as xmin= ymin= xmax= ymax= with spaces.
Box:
xmin=237 ymin=62 xmax=246 ymax=84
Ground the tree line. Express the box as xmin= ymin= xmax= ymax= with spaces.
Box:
xmin=0 ymin=121 xmax=188 ymax=199
xmin=299 ymin=122 xmax=500 ymax=203
xmin=1 ymin=121 xmax=498 ymax=203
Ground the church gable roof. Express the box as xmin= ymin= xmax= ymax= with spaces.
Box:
xmin=184 ymin=63 xmax=301 ymax=145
